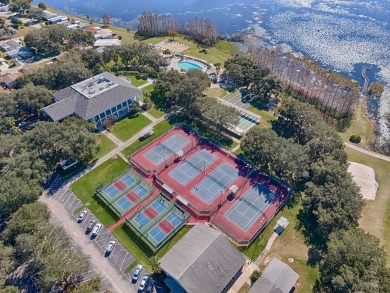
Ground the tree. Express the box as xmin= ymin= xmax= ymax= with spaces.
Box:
xmin=0 ymin=243 xmax=15 ymax=287
xmin=37 ymin=1 xmax=46 ymax=10
xmin=3 ymin=202 xmax=50 ymax=244
xmin=0 ymin=176 xmax=42 ymax=217
xmin=68 ymin=29 xmax=95 ymax=49
xmin=102 ymin=13 xmax=111 ymax=27
xmin=11 ymin=0 xmax=31 ymax=12
xmin=70 ymin=277 xmax=101 ymax=293
xmin=318 ymin=228 xmax=390 ymax=293
xmin=81 ymin=49 xmax=103 ymax=71
xmin=13 ymin=224 xmax=90 ymax=291
xmin=241 ymin=128 xmax=309 ymax=184
xmin=148 ymin=256 xmax=161 ymax=274
xmin=194 ymin=96 xmax=240 ymax=133
xmin=168 ymin=29 xmax=178 ymax=41
xmin=11 ymin=83 xmax=52 ymax=116
xmin=26 ymin=7 xmax=44 ymax=20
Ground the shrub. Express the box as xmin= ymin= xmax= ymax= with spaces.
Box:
xmin=250 ymin=270 xmax=261 ymax=283
xmin=349 ymin=134 xmax=361 ymax=144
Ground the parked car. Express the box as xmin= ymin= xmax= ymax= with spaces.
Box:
xmin=91 ymin=223 xmax=102 ymax=236
xmin=138 ymin=274 xmax=149 ymax=291
xmin=17 ymin=121 xmax=28 ymax=128
xmin=105 ymin=240 xmax=116 ymax=254
xmin=132 ymin=264 xmax=143 ymax=283
xmin=86 ymin=219 xmax=96 ymax=232
xmin=77 ymin=210 xmax=88 ymax=222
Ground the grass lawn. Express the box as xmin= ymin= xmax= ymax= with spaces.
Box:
xmin=203 ymin=87 xmax=228 ymax=98
xmin=124 ymin=75 xmax=148 ymax=87
xmin=142 ymin=84 xmax=155 ymax=93
xmin=156 ymin=226 xmax=193 ymax=258
xmin=70 ymin=156 xmax=129 ymax=226
xmin=238 ymin=283 xmax=251 ymax=293
xmin=112 ymin=223 xmax=153 ymax=271
xmin=121 ymin=119 xmax=175 ymax=158
xmin=90 ymin=134 xmax=117 ymax=163
xmin=15 ymin=26 xmax=36 ymax=38
xmin=110 ymin=27 xmax=135 ymax=45
xmin=346 ymin=148 xmax=390 ymax=264
xmin=148 ymin=107 xmax=165 ymax=119
xmin=259 ymin=203 xmax=320 ymax=293
xmin=247 ymin=105 xmax=275 ymax=129
xmin=215 ymin=40 xmax=240 ymax=55
xmin=339 ymin=96 xmax=374 ymax=147
xmin=142 ymin=36 xmax=234 ymax=66
xmin=112 ymin=114 xmax=151 ymax=142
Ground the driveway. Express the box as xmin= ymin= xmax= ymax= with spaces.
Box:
xmin=41 ymin=176 xmax=145 ymax=293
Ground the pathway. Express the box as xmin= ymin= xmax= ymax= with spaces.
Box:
xmin=137 ymin=78 xmax=154 ymax=89
xmin=361 ymin=66 xmax=371 ymax=94
xmin=345 ymin=142 xmax=390 ymax=162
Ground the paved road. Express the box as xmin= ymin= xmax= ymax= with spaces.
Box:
xmin=41 ymin=177 xmax=148 ymax=293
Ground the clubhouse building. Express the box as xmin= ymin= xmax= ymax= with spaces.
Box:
xmin=42 ymin=72 xmax=141 ymax=128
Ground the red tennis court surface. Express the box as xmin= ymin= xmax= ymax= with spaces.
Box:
xmin=114 ymin=180 xmax=127 ymax=191
xmin=131 ymin=126 xmax=291 ymax=246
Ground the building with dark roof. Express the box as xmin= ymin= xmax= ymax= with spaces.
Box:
xmin=42 ymin=72 xmax=141 ymax=127
xmin=249 ymin=258 xmax=299 ymax=293
xmin=160 ymin=224 xmax=245 ymax=293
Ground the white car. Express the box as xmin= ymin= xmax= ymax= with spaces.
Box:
xmin=138 ymin=274 xmax=149 ymax=291
xmin=132 ymin=264 xmax=143 ymax=283
xmin=91 ymin=223 xmax=102 ymax=236
xmin=77 ymin=210 xmax=88 ymax=222
xmin=105 ymin=240 xmax=116 ymax=254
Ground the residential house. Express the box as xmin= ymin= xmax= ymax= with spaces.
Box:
xmin=0 ymin=39 xmax=21 ymax=52
xmin=2 ymin=72 xmax=21 ymax=89
xmin=93 ymin=38 xmax=121 ymax=48
xmin=94 ymin=28 xmax=115 ymax=39
xmin=42 ymin=72 xmax=141 ymax=127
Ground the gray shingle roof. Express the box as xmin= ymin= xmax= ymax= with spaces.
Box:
xmin=42 ymin=72 xmax=141 ymax=122
xmin=249 ymin=258 xmax=299 ymax=293
xmin=160 ymin=224 xmax=245 ymax=293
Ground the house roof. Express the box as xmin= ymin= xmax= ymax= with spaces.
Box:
xmin=42 ymin=72 xmax=141 ymax=121
xmin=160 ymin=224 xmax=245 ymax=293
xmin=2 ymin=72 xmax=21 ymax=87
xmin=94 ymin=39 xmax=121 ymax=47
xmin=249 ymin=258 xmax=299 ymax=293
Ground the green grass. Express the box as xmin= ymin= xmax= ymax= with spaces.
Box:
xmin=90 ymin=134 xmax=117 ymax=163
xmin=339 ymin=97 xmax=374 ymax=147
xmin=203 ymin=87 xmax=228 ymax=98
xmin=142 ymin=84 xmax=155 ymax=93
xmin=124 ymin=260 xmax=137 ymax=274
xmin=238 ymin=283 xmax=251 ymax=293
xmin=346 ymin=148 xmax=390 ymax=264
xmin=215 ymin=40 xmax=240 ymax=55
xmin=142 ymin=36 xmax=234 ymax=66
xmin=121 ymin=119 xmax=175 ymax=158
xmin=112 ymin=114 xmax=152 ymax=142
xmin=70 ymin=157 xmax=129 ymax=226
xmin=247 ymin=105 xmax=275 ymax=129
xmin=156 ymin=226 xmax=193 ymax=258
xmin=260 ymin=202 xmax=320 ymax=293
xmin=112 ymin=223 xmax=153 ymax=271
xmin=148 ymin=107 xmax=165 ymax=119
xmin=124 ymin=75 xmax=148 ymax=87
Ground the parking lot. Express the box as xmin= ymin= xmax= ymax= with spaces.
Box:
xmin=48 ymin=176 xmax=153 ymax=292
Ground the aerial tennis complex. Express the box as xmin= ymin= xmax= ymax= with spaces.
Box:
xmin=129 ymin=126 xmax=291 ymax=246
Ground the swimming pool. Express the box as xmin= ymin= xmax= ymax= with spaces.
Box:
xmin=178 ymin=61 xmax=204 ymax=71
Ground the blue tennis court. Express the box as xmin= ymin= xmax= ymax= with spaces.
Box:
xmin=192 ymin=163 xmax=239 ymax=203
xmin=144 ymin=133 xmax=190 ymax=165
xmin=120 ymin=174 xmax=136 ymax=186
xmin=166 ymin=211 xmax=184 ymax=227
xmin=104 ymin=185 xmax=119 ymax=198
xmin=133 ymin=184 xmax=149 ymax=198
xmin=169 ymin=149 xmax=216 ymax=185
xmin=115 ymin=197 xmax=132 ymax=211
xmin=224 ymin=184 xmax=278 ymax=231
xmin=151 ymin=199 xmax=167 ymax=213
xmin=148 ymin=226 xmax=167 ymax=243
xmin=134 ymin=212 xmax=151 ymax=227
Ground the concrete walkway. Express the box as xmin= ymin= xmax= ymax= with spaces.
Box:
xmin=345 ymin=142 xmax=390 ymax=162
xmin=137 ymin=78 xmax=154 ymax=89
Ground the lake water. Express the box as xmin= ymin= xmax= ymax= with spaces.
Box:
xmin=36 ymin=0 xmax=390 ymax=138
